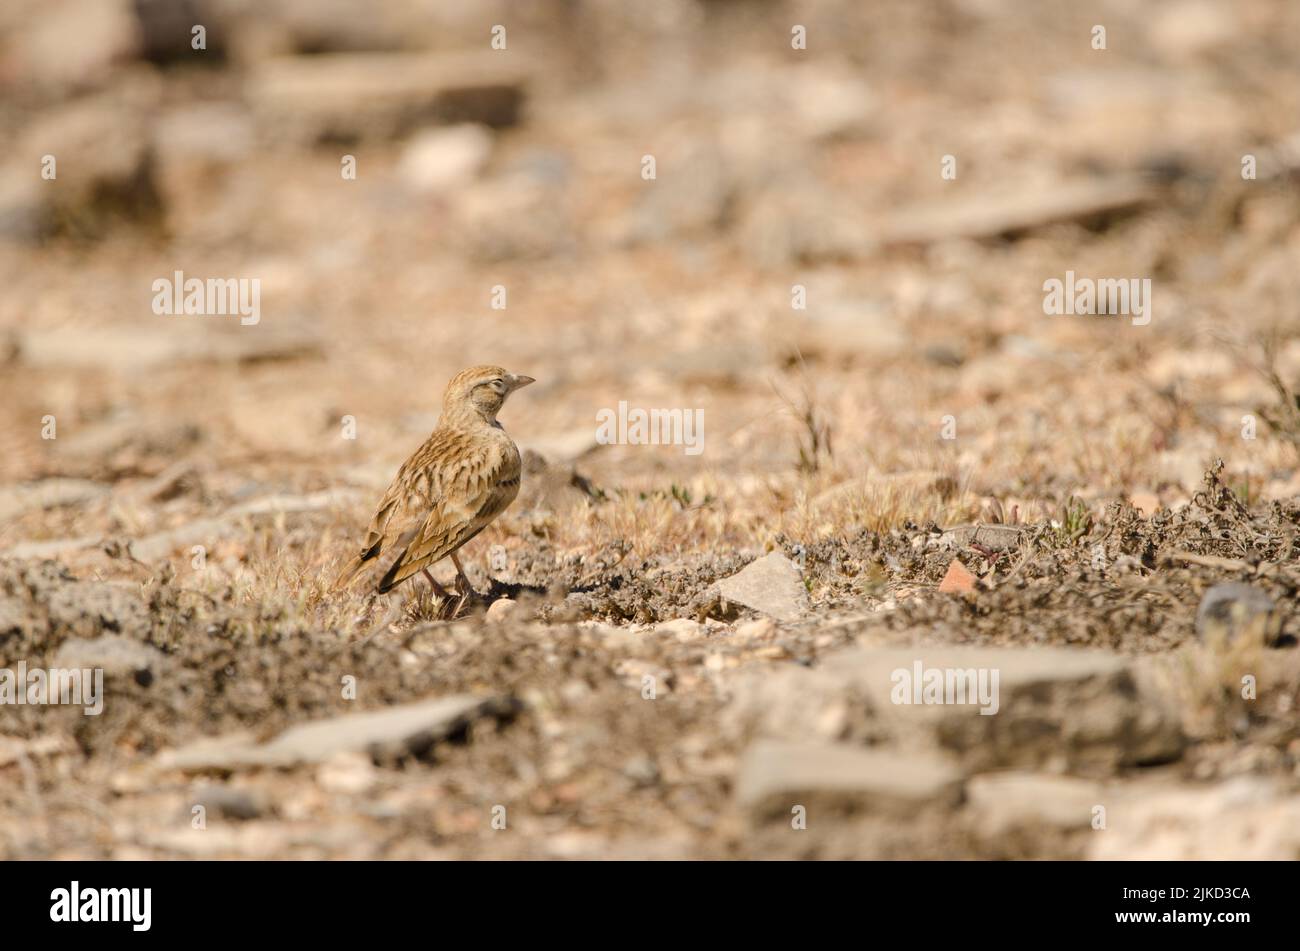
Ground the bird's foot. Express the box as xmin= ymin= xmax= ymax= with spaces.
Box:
xmin=422 ymin=568 xmax=452 ymax=601
xmin=435 ymin=596 xmax=464 ymax=621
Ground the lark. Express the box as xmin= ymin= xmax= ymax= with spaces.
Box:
xmin=333 ymin=365 xmax=534 ymax=606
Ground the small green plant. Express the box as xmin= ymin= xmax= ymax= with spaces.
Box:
xmin=1233 ymin=479 xmax=1251 ymax=507
xmin=1055 ymin=495 xmax=1093 ymax=543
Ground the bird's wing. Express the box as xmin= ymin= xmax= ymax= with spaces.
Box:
xmin=332 ymin=429 xmax=460 ymax=590
xmin=376 ymin=438 xmax=520 ymax=593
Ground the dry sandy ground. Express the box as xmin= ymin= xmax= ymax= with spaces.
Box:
xmin=1 ymin=0 xmax=1299 ymax=859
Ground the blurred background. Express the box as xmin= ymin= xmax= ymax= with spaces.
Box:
xmin=2 ymin=0 xmax=1300 ymax=862
xmin=2 ymin=0 xmax=1300 ymax=540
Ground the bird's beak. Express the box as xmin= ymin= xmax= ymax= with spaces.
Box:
xmin=509 ymin=374 xmax=536 ymax=391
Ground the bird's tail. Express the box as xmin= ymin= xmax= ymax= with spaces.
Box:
xmin=331 ymin=554 xmax=368 ymax=592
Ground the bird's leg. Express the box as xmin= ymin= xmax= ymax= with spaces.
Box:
xmin=422 ymin=568 xmax=450 ymax=601
xmin=450 ymin=552 xmax=477 ymax=600
xmin=454 ymin=550 xmax=480 ymax=595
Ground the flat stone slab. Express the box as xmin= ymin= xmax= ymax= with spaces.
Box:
xmin=881 ymin=177 xmax=1151 ymax=244
xmin=727 ymin=646 xmax=1183 ymax=775
xmin=0 ymin=479 xmax=109 ymax=521
xmin=939 ymin=524 xmax=1025 ymax=552
xmin=250 ymin=53 xmax=529 ymax=142
xmin=736 ymin=739 xmax=963 ymax=822
xmin=824 ymin=644 xmax=1125 ymax=690
xmin=53 ymin=635 xmax=165 ymax=680
xmin=716 ymin=552 xmax=808 ymax=622
xmin=1087 ymin=778 xmax=1300 ymax=860
xmin=967 ymin=772 xmax=1104 ymax=837
xmin=154 ymin=694 xmax=517 ymax=771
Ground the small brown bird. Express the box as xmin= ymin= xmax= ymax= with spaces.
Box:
xmin=333 ymin=365 xmax=534 ymax=602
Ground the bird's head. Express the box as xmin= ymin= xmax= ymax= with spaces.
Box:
xmin=442 ymin=365 xmax=535 ymax=426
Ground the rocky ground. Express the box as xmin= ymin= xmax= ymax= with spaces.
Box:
xmin=1 ymin=0 xmax=1299 ymax=859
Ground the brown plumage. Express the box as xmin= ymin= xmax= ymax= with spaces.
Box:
xmin=333 ymin=365 xmax=534 ymax=597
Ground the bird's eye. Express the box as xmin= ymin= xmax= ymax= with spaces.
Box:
xmin=490 ymin=379 xmax=506 ymax=392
